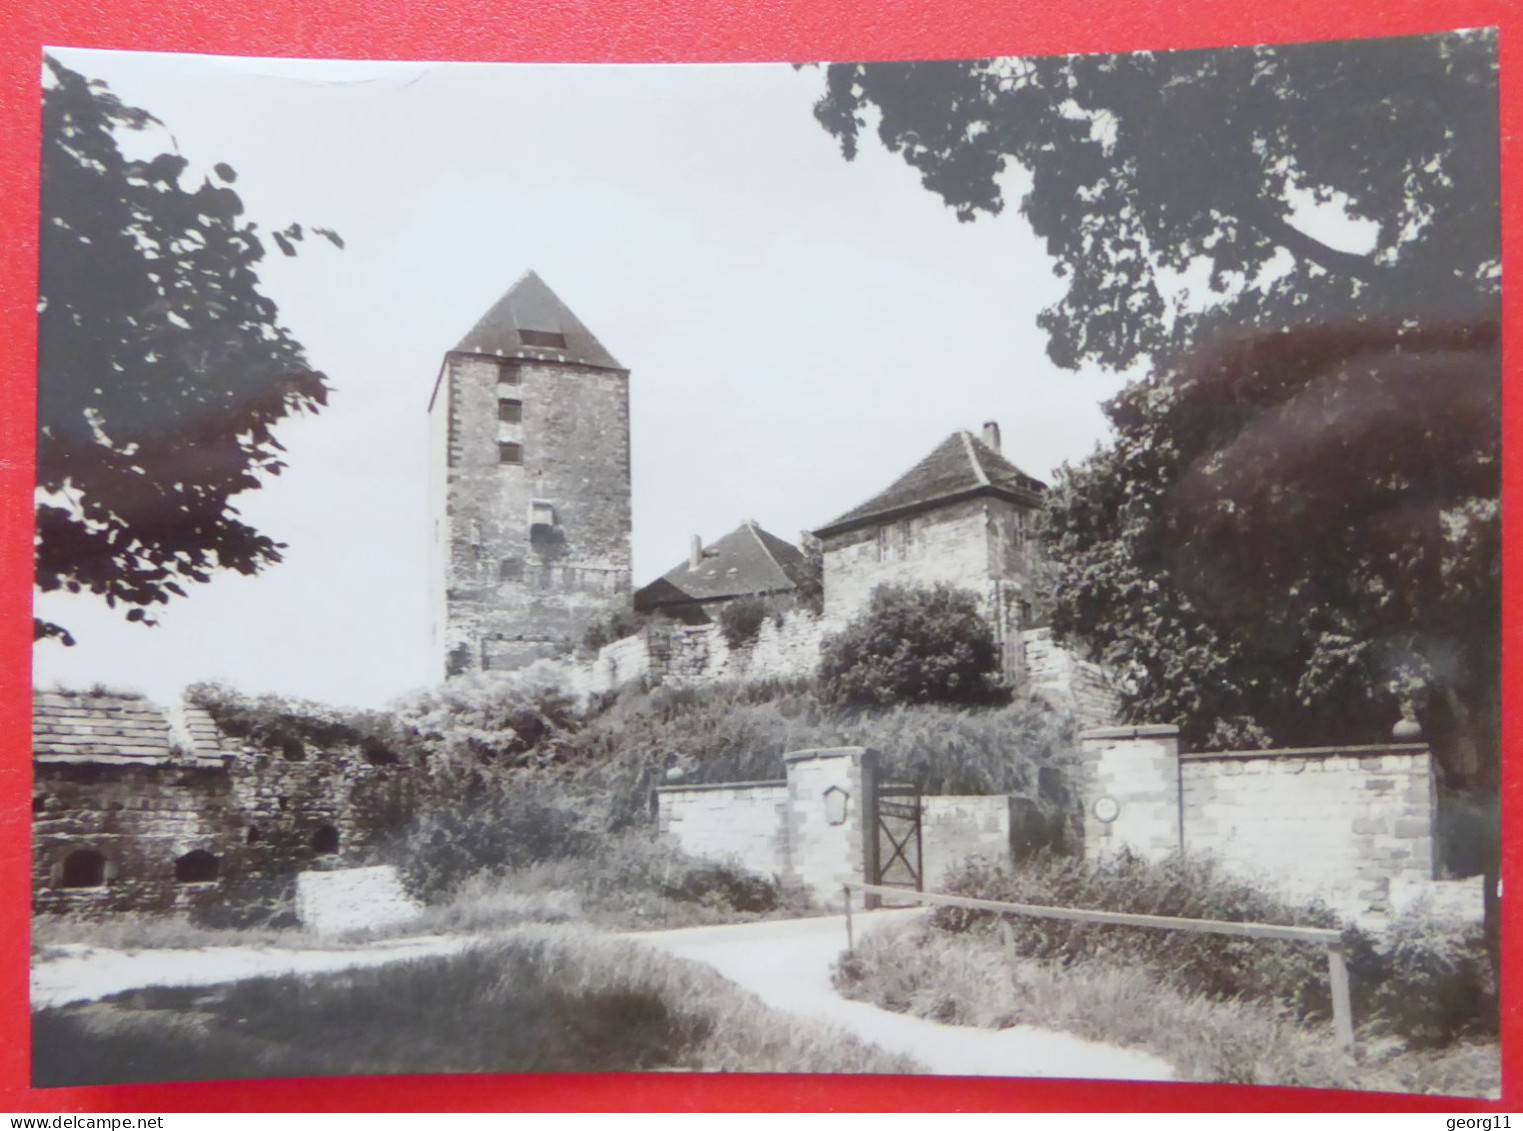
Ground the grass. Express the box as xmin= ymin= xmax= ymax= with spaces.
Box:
xmin=833 ymin=917 xmax=1500 ymax=1097
xmin=31 ymin=914 xmax=348 ymax=959
xmin=34 ymin=924 xmax=920 ymax=1085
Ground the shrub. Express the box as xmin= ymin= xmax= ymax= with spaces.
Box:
xmin=390 ymin=660 xmax=584 ymax=791
xmin=717 ymin=595 xmax=770 ymax=649
xmin=186 ymin=681 xmax=410 ymax=764
xmin=819 ymin=583 xmax=1008 ymax=707
xmin=931 ymin=853 xmax=1365 ymax=1021
xmin=392 ymin=788 xmax=595 ymax=902
xmin=930 ymin=853 xmax=1498 ymax=1044
xmin=581 ymin=604 xmax=648 ymax=653
xmin=563 ymin=680 xmax=1073 ymax=828
xmin=1363 ymin=908 xmax=1496 ymax=1046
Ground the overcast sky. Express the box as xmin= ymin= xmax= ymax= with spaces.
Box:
xmin=34 ymin=48 xmax=1137 ymax=708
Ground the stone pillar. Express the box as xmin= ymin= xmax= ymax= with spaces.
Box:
xmin=1077 ymin=724 xmax=1181 ymax=862
xmin=783 ymin=747 xmax=878 ymax=906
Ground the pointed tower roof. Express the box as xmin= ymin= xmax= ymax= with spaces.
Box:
xmin=454 ymin=270 xmax=624 ymax=370
xmin=634 ymin=521 xmax=807 ymax=612
xmin=814 ymin=430 xmax=1047 ymax=538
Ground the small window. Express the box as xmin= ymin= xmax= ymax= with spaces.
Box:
xmin=1019 ymin=600 xmax=1033 ymax=626
xmin=499 ymin=558 xmax=524 ymax=582
xmin=499 ymin=398 xmax=522 ymax=423
xmin=246 ymin=826 xmax=263 ymax=845
xmin=61 ymin=849 xmax=106 ymax=888
xmin=496 ymin=360 xmax=520 ymax=386
xmin=499 ymin=441 xmax=523 ymax=465
xmin=32 ymin=795 xmax=46 ymax=814
xmin=312 ymin=825 xmax=340 ymax=855
xmin=174 ymin=850 xmax=219 ymax=883
xmin=519 ymin=329 xmax=566 ymax=349
xmin=530 ymin=500 xmax=555 ymax=528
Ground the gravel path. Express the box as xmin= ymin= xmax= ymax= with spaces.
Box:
xmin=628 ymin=909 xmax=1175 ymax=1081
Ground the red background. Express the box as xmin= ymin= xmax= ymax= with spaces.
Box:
xmin=0 ymin=0 xmax=1516 ymax=1113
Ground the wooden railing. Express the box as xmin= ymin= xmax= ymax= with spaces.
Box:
xmin=836 ymin=876 xmax=1356 ymax=1051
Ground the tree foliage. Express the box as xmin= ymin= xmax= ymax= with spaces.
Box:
xmin=36 ymin=57 xmax=340 ymax=644
xmin=818 ymin=583 xmax=1007 ymax=707
xmin=1043 ymin=320 xmax=1500 ymax=787
xmin=813 ymin=32 xmax=1499 ymax=371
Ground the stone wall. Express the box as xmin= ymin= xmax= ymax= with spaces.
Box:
xmin=1181 ymin=745 xmax=1436 ymax=915
xmin=1023 ymin=628 xmax=1121 ymax=728
xmin=433 ymin=351 xmax=632 ymax=676
xmin=588 ymin=610 xmax=830 ymax=694
xmin=921 ymin=795 xmax=1016 ymax=890
xmin=295 ymin=866 xmax=422 ymax=934
xmin=32 ymin=693 xmax=413 ymax=918
xmin=1073 ymin=724 xmax=1442 ymax=917
xmin=655 ymin=749 xmax=1038 ymax=905
xmin=654 ymin=780 xmax=790 ymax=878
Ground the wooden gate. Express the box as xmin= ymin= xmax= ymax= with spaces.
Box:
xmin=870 ymin=780 xmax=923 ymax=897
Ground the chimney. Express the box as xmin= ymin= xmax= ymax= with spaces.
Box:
xmin=981 ymin=421 xmax=1002 ymax=453
xmin=689 ymin=535 xmax=703 ymax=569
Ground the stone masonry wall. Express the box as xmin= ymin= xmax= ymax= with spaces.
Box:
xmin=34 ymin=693 xmax=414 ymax=917
xmin=1076 ymin=725 xmax=1184 ymax=863
xmin=1023 ymin=628 xmax=1121 ymax=728
xmin=1181 ymin=745 xmax=1436 ymax=915
xmin=921 ymin=795 xmax=1015 ymax=890
xmin=654 ymin=781 xmax=790 ymax=878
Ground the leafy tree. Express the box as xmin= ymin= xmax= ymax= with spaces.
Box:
xmin=818 ymin=583 xmax=1007 ymax=707
xmin=36 ymin=57 xmax=341 ymax=645
xmin=812 ymin=31 xmax=1499 ymax=371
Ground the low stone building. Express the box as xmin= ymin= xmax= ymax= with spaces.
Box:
xmin=813 ymin=421 xmax=1047 ymax=681
xmin=32 ymin=691 xmax=412 ymax=918
xmin=633 ymin=521 xmax=811 ymax=624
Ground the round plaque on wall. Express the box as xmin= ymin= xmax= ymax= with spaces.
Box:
xmin=1092 ymin=796 xmax=1121 ymax=824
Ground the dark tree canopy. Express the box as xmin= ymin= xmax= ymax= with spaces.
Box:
xmin=813 ymin=31 xmax=1499 ymax=371
xmin=1044 ymin=319 xmax=1500 ymax=789
xmin=36 ymin=57 xmax=340 ymax=645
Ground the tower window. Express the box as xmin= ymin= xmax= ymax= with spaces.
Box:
xmin=499 ymin=441 xmax=523 ymax=465
xmin=496 ymin=360 xmax=520 ymax=386
xmin=500 ymin=558 xmax=524 ymax=582
xmin=519 ymin=329 xmax=566 ymax=349
xmin=499 ymin=398 xmax=522 ymax=423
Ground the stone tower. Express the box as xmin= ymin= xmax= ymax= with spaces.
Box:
xmin=428 ymin=271 xmax=632 ymax=677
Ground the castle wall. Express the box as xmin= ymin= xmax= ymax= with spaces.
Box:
xmin=1181 ymin=745 xmax=1437 ymax=915
xmin=654 ymin=780 xmax=791 ymax=878
xmin=436 ymin=352 xmax=631 ymax=675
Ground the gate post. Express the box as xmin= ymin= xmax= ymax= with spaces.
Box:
xmin=781 ymin=746 xmax=879 ymax=908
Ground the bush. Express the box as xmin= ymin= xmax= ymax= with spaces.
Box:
xmin=391 ymin=661 xmax=584 ymax=791
xmin=717 ymin=595 xmax=770 ymax=649
xmin=581 ymin=604 xmax=648 ymax=653
xmin=930 ymin=853 xmax=1497 ymax=1044
xmin=819 ymin=583 xmax=1008 ymax=707
xmin=1363 ymin=908 xmax=1496 ymax=1046
xmin=563 ymin=680 xmax=1074 ymax=828
xmin=186 ymin=681 xmax=410 ymax=764
xmin=392 ymin=788 xmax=595 ymax=902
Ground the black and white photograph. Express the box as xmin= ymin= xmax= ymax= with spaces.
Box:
xmin=29 ymin=31 xmax=1501 ymax=1095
